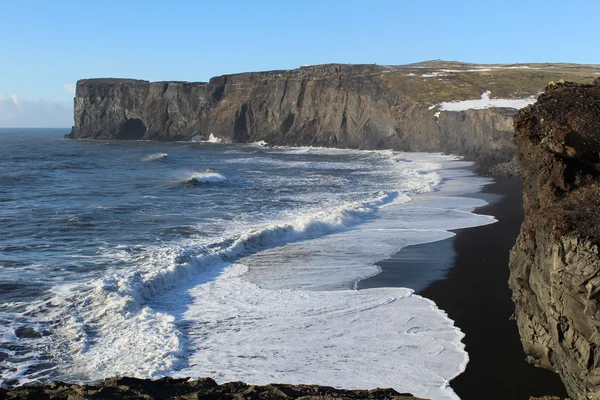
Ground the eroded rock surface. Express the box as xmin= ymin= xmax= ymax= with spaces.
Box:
xmin=510 ymin=80 xmax=600 ymax=399
xmin=0 ymin=377 xmax=423 ymax=400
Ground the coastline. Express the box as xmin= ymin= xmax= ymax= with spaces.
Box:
xmin=361 ymin=176 xmax=567 ymax=399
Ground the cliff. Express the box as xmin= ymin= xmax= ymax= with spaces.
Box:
xmin=509 ymin=79 xmax=600 ymax=399
xmin=73 ymin=62 xmax=598 ymax=170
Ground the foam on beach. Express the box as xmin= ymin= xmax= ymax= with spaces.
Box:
xmin=176 ymin=264 xmax=468 ymax=400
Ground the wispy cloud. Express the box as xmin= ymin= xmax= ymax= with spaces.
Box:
xmin=62 ymin=83 xmax=76 ymax=94
xmin=0 ymin=94 xmax=73 ymax=128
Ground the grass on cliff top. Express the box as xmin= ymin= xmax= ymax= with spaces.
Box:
xmin=376 ymin=61 xmax=600 ymax=105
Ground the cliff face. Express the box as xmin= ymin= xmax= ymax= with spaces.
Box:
xmin=509 ymin=80 xmax=600 ymax=399
xmin=74 ymin=78 xmax=213 ymax=141
xmin=73 ymin=64 xmax=517 ymax=167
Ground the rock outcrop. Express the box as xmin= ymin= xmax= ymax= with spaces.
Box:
xmin=73 ymin=64 xmax=518 ymax=169
xmin=509 ymin=80 xmax=600 ymax=399
xmin=0 ymin=376 xmax=423 ymax=400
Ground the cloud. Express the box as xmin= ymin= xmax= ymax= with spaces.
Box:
xmin=62 ymin=83 xmax=76 ymax=94
xmin=0 ymin=94 xmax=73 ymax=128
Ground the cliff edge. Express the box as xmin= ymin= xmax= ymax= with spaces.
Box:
xmin=509 ymin=79 xmax=600 ymax=399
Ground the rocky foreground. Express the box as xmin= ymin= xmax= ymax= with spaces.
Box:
xmin=509 ymin=78 xmax=600 ymax=399
xmin=0 ymin=377 xmax=422 ymax=399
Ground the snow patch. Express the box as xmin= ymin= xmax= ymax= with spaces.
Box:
xmin=439 ymin=91 xmax=537 ymax=111
xmin=439 ymin=68 xmax=492 ymax=73
xmin=421 ymin=72 xmax=447 ymax=78
xmin=496 ymin=65 xmax=531 ymax=69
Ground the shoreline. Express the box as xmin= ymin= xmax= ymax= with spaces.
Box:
xmin=361 ymin=176 xmax=567 ymax=399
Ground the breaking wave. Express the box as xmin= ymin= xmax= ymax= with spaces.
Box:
xmin=142 ymin=153 xmax=168 ymax=161
xmin=181 ymin=171 xmax=227 ymax=185
xmin=34 ymin=189 xmax=408 ymax=382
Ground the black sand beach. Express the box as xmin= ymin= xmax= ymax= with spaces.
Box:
xmin=360 ymin=177 xmax=567 ymax=399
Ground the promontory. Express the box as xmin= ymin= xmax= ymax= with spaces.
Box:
xmin=70 ymin=61 xmax=598 ymax=172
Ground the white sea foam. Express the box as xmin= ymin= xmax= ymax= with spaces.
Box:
xmin=142 ymin=153 xmax=168 ymax=161
xmin=181 ymin=171 xmax=227 ymax=184
xmin=173 ymin=264 xmax=466 ymax=400
xmin=45 ymin=184 xmax=421 ymax=377
xmin=207 ymin=133 xmax=222 ymax=143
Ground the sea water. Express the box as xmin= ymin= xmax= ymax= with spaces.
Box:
xmin=0 ymin=129 xmax=494 ymax=399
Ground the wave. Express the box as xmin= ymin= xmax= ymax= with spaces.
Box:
xmin=207 ymin=134 xmax=222 ymax=143
xmin=86 ymin=189 xmax=403 ymax=304
xmin=142 ymin=153 xmax=168 ymax=161
xmin=182 ymin=171 xmax=227 ymax=185
xmin=250 ymin=140 xmax=268 ymax=147
xmin=38 ymin=189 xmax=409 ymax=380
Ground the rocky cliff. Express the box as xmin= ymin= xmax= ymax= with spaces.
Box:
xmin=509 ymin=79 xmax=600 ymax=399
xmin=74 ymin=63 xmax=557 ymax=169
xmin=73 ymin=62 xmax=600 ymax=169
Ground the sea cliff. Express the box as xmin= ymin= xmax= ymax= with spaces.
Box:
xmin=510 ymin=79 xmax=600 ymax=399
xmin=72 ymin=62 xmax=599 ymax=170
xmin=75 ymin=61 xmax=600 ymax=171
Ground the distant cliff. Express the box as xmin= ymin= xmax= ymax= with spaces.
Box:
xmin=509 ymin=79 xmax=600 ymax=399
xmin=73 ymin=62 xmax=599 ymax=168
xmin=76 ymin=61 xmax=600 ymax=169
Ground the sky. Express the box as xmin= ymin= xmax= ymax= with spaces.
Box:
xmin=1 ymin=0 xmax=599 ymax=127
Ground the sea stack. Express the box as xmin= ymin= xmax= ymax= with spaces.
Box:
xmin=510 ymin=79 xmax=600 ymax=399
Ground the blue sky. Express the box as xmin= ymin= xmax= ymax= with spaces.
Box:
xmin=1 ymin=0 xmax=599 ymax=127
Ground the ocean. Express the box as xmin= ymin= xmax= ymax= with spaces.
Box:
xmin=0 ymin=128 xmax=494 ymax=399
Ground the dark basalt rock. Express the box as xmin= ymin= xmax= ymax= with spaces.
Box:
xmin=509 ymin=81 xmax=600 ymax=399
xmin=0 ymin=376 xmax=424 ymax=399
xmin=64 ymin=127 xmax=75 ymax=139
xmin=72 ymin=65 xmax=516 ymax=171
xmin=14 ymin=326 xmax=41 ymax=339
